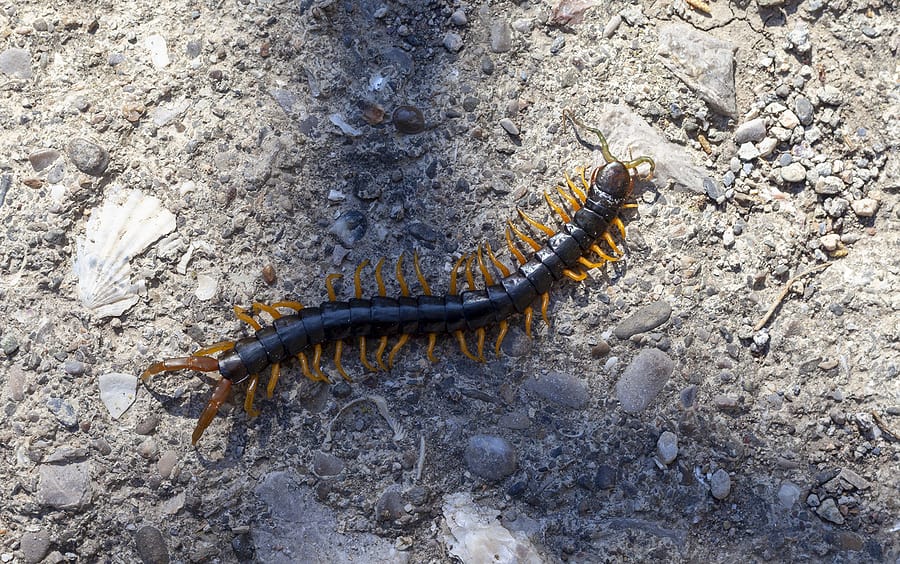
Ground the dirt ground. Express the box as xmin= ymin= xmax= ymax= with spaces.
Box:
xmin=1 ymin=0 xmax=898 ymax=562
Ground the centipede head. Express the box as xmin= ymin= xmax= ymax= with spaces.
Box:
xmin=588 ymin=161 xmax=634 ymax=202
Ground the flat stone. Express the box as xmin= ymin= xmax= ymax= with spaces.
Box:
xmin=134 ymin=526 xmax=170 ymax=564
xmin=710 ymin=469 xmax=731 ymax=500
xmin=657 ymin=24 xmax=738 ymax=117
xmin=490 ymin=19 xmax=512 ymax=53
xmin=28 ymin=149 xmax=60 ymax=172
xmin=777 ymin=481 xmax=801 ymax=509
xmin=157 ymin=450 xmax=178 ymax=479
xmin=499 ymin=118 xmax=519 ymax=136
xmin=443 ymin=33 xmax=463 ymax=53
xmin=20 ymin=530 xmax=51 ymax=564
xmin=780 ymin=162 xmax=807 ymax=183
xmin=778 ymin=109 xmax=800 ymax=130
xmin=38 ymin=462 xmax=92 ymax=509
xmin=814 ymin=176 xmax=844 ymax=195
xmin=738 ymin=142 xmax=760 ymax=161
xmin=615 ymin=348 xmax=674 ymax=414
xmin=4 ymin=364 xmax=26 ymax=401
xmin=757 ymin=137 xmax=777 ymax=158
xmin=46 ymin=397 xmax=78 ymax=428
xmin=850 ymin=198 xmax=878 ymax=217
xmin=594 ymin=464 xmax=617 ymax=489
xmin=464 ymin=435 xmax=516 ymax=481
xmin=312 ymin=451 xmax=345 ymax=478
xmin=733 ymin=118 xmax=766 ymax=144
xmin=817 ymin=85 xmax=843 ymax=106
xmin=816 ymin=497 xmax=845 ymax=524
xmin=523 ymin=371 xmax=589 ymax=409
xmin=614 ymin=300 xmax=672 ymax=339
xmin=657 ymin=431 xmax=678 ymax=464
xmin=0 ymin=48 xmax=33 ymax=79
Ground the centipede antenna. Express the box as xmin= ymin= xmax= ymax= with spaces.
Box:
xmin=540 ymin=293 xmax=550 ymax=326
xmin=244 ymin=375 xmax=261 ymax=417
xmin=484 ymin=242 xmax=511 ymax=277
xmin=505 ymin=226 xmax=527 ymax=265
xmin=544 ymin=192 xmax=571 ymax=223
xmin=375 ymin=257 xmax=387 ymax=296
xmin=624 ymin=155 xmax=656 ymax=175
xmin=563 ymin=109 xmax=616 ymax=164
xmin=325 ymin=273 xmax=343 ymax=300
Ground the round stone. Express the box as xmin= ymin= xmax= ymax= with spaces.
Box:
xmin=657 ymin=431 xmax=678 ymax=465
xmin=464 ymin=435 xmax=516 ymax=481
xmin=780 ymin=162 xmax=806 ymax=183
xmin=710 ymin=469 xmax=732 ymax=499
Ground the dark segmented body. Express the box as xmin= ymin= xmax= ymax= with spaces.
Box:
xmin=217 ymin=161 xmax=632 ymax=383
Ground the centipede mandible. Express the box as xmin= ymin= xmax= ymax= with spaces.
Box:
xmin=142 ymin=111 xmax=656 ymax=444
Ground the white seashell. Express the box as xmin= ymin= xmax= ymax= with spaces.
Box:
xmin=195 ymin=274 xmax=217 ymax=301
xmin=98 ymin=372 xmax=138 ymax=419
xmin=73 ymin=188 xmax=176 ymax=317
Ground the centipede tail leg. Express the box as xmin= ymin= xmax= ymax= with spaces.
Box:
xmin=192 ymin=378 xmax=232 ymax=445
xmin=141 ymin=355 xmax=220 ymax=382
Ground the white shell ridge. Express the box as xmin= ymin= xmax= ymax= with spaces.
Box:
xmin=74 ymin=189 xmax=176 ymax=317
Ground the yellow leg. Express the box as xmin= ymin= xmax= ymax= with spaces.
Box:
xmin=413 ymin=252 xmax=433 ymax=295
xmin=334 ymin=340 xmax=351 ymax=382
xmin=564 ymin=169 xmax=587 ymax=203
xmin=485 ymin=242 xmax=511 ymax=276
xmin=266 ymin=362 xmax=281 ymax=398
xmin=544 ymin=192 xmax=571 ymax=223
xmin=508 ymin=220 xmax=541 ymax=251
xmin=505 ymin=227 xmax=527 ymax=265
xmin=517 ymin=208 xmax=555 ymax=238
xmin=234 ymin=306 xmax=262 ymax=330
xmin=449 ymin=255 xmax=468 ymax=295
xmin=387 ymin=334 xmax=410 ymax=368
xmin=524 ymin=307 xmax=533 ymax=338
xmin=540 ymin=293 xmax=550 ymax=325
xmin=578 ymin=256 xmax=607 ymax=269
xmin=612 ymin=217 xmax=627 ymax=240
xmin=475 ymin=328 xmax=486 ymax=362
xmin=476 ymin=246 xmax=494 ymax=285
xmin=359 ymin=337 xmax=377 ymax=372
xmin=557 ymin=183 xmax=582 ymax=210
xmin=194 ymin=340 xmax=235 ymax=356
xmin=375 ymin=336 xmax=389 ymax=371
xmin=464 ymin=254 xmax=476 ymax=291
xmin=312 ymin=344 xmax=328 ymax=382
xmin=244 ymin=374 xmax=261 ymax=417
xmin=395 ymin=254 xmax=410 ymax=296
xmin=604 ymin=232 xmax=622 ymax=256
xmin=325 ymin=273 xmax=343 ymax=300
xmin=494 ymin=320 xmax=508 ymax=356
xmin=579 ymin=166 xmax=592 ymax=192
xmin=590 ymin=243 xmax=617 ymax=262
xmin=253 ymin=302 xmax=282 ymax=319
xmin=563 ymin=268 xmax=588 ymax=282
xmin=272 ymin=300 xmax=304 ymax=311
xmin=297 ymin=353 xmax=316 ymax=381
xmin=375 ymin=257 xmax=388 ymax=296
xmin=426 ymin=334 xmax=439 ymax=363
xmin=455 ymin=331 xmax=480 ymax=362
xmin=354 ymin=259 xmax=370 ymax=298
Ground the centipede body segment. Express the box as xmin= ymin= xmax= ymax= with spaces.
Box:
xmin=142 ymin=111 xmax=655 ymax=444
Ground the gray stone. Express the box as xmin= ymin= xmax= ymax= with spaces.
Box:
xmin=777 ymin=481 xmax=801 ymax=509
xmin=135 ymin=415 xmax=159 ymax=435
xmin=614 ymin=300 xmax=672 ymax=339
xmin=817 ymin=85 xmax=843 ymax=106
xmin=449 ymin=9 xmax=467 ymax=26
xmin=523 ymin=371 xmax=589 ymax=409
xmin=134 ymin=526 xmax=170 ymax=564
xmin=375 ymin=486 xmax=405 ymax=522
xmin=814 ymin=176 xmax=844 ymax=195
xmin=157 ymin=450 xmax=178 ymax=479
xmin=780 ymin=162 xmax=806 ymax=183
xmin=47 ymin=397 xmax=78 ymax=428
xmin=499 ymin=118 xmax=519 ymax=136
xmin=615 ymin=348 xmax=674 ymax=413
xmin=0 ymin=48 xmax=33 ymax=79
xmin=67 ymin=138 xmax=109 ymax=176
xmin=656 ymin=431 xmax=678 ymax=464
xmin=38 ymin=462 xmax=92 ymax=509
xmin=464 ymin=435 xmax=516 ymax=481
xmin=443 ymin=33 xmax=463 ymax=53
xmin=657 ymin=24 xmax=738 ymax=117
xmin=490 ymin=19 xmax=512 ymax=53
xmin=757 ymin=137 xmax=777 ymax=158
xmin=312 ymin=451 xmax=345 ymax=478
xmin=594 ymin=465 xmax=617 ymax=489
xmin=795 ymin=96 xmax=814 ymax=125
xmin=329 ymin=211 xmax=367 ymax=246
xmin=816 ymin=497 xmax=845 ymax=524
xmin=21 ymin=529 xmax=51 ymax=564
xmin=710 ymin=469 xmax=731 ymax=499
xmin=733 ymin=118 xmax=766 ymax=144
xmin=738 ymin=142 xmax=760 ymax=161
xmin=28 ymin=149 xmax=60 ymax=172
xmin=4 ymin=364 xmax=26 ymax=401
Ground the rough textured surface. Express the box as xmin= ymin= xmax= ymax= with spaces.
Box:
xmin=1 ymin=1 xmax=897 ymax=562
xmin=615 ymin=348 xmax=675 ymax=413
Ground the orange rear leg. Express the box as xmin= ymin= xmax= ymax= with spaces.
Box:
xmin=192 ymin=378 xmax=232 ymax=445
xmin=141 ymin=355 xmax=220 ymax=382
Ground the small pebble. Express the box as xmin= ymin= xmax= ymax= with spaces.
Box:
xmin=710 ymin=469 xmax=731 ymax=499
xmin=157 ymin=450 xmax=178 ymax=479
xmin=820 ymin=234 xmax=840 ymax=252
xmin=816 ymin=497 xmax=845 ymax=524
xmin=594 ymin=465 xmax=617 ymax=489
xmin=312 ymin=451 xmax=345 ymax=478
xmin=523 ymin=371 xmax=589 ymax=409
xmin=135 ymin=415 xmax=160 ymax=435
xmin=375 ymin=487 xmax=405 ymax=522
xmin=449 ymin=9 xmax=467 ymax=26
xmin=814 ymin=176 xmax=844 ymax=195
xmin=262 ymin=264 xmax=277 ymax=285
xmin=817 ymin=85 xmax=843 ymax=106
xmin=329 ymin=211 xmax=367 ymax=246
xmin=490 ymin=19 xmax=512 ymax=53
xmin=138 ymin=438 xmax=159 ymax=459
xmin=737 ymin=142 xmax=760 ymax=161
xmin=20 ymin=530 xmax=51 ymax=564
xmin=780 ymin=162 xmax=806 ymax=183
xmin=603 ymin=15 xmax=622 ymax=39
xmin=47 ymin=398 xmax=78 ymax=428
xmin=464 ymin=435 xmax=516 ymax=481
xmin=134 ymin=526 xmax=170 ymax=564
xmin=67 ymin=138 xmax=109 ymax=176
xmin=757 ymin=137 xmax=777 ymax=158
xmin=392 ymin=105 xmax=425 ymax=134
xmin=0 ymin=47 xmax=33 ymax=79
xmin=850 ymin=198 xmax=878 ymax=217
xmin=443 ymin=33 xmax=463 ymax=53
xmin=733 ymin=118 xmax=766 ymax=144
xmin=28 ymin=149 xmax=60 ymax=172
xmin=499 ymin=118 xmax=519 ymax=136
xmin=615 ymin=348 xmax=674 ymax=414
xmin=777 ymin=481 xmax=801 ymax=509
xmin=794 ymin=96 xmax=814 ymax=125
xmin=656 ymin=431 xmax=678 ymax=465
xmin=614 ymin=300 xmax=672 ymax=339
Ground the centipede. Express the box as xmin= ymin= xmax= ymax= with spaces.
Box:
xmin=142 ymin=111 xmax=655 ymax=444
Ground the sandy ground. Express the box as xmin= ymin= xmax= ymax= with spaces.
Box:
xmin=1 ymin=0 xmax=898 ymax=562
